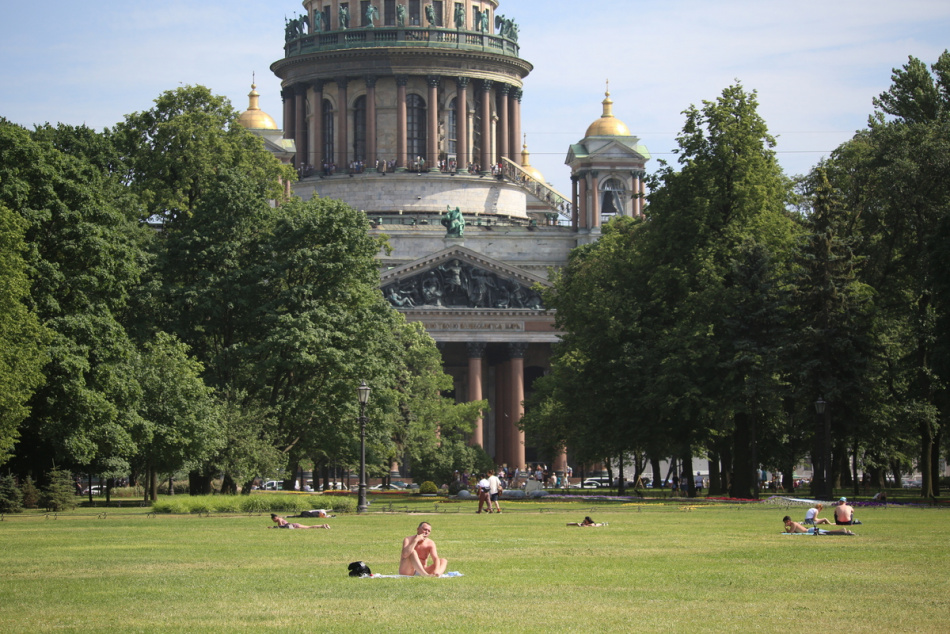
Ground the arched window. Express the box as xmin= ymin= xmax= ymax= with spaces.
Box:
xmin=600 ymin=179 xmax=627 ymax=219
xmin=322 ymin=100 xmax=334 ymax=165
xmin=407 ymin=94 xmax=427 ymax=162
xmin=448 ymin=97 xmax=458 ymax=155
xmin=353 ymin=96 xmax=366 ymax=162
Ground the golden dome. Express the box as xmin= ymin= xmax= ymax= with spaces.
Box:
xmin=584 ymin=83 xmax=631 ymax=137
xmin=520 ymin=137 xmax=544 ymax=182
xmin=237 ymin=82 xmax=278 ymax=130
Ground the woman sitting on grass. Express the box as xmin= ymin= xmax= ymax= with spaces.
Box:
xmin=270 ymin=513 xmax=330 ymax=529
xmin=567 ymin=516 xmax=606 ymax=527
xmin=783 ymin=516 xmax=853 ymax=535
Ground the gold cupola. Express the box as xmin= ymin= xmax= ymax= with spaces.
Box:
xmin=237 ymin=80 xmax=278 ymax=131
xmin=584 ymin=81 xmax=631 ymax=137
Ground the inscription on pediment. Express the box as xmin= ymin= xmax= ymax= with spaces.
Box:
xmin=383 ymin=259 xmax=543 ymax=309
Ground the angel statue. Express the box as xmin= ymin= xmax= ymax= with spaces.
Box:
xmin=365 ymin=4 xmax=379 ymax=27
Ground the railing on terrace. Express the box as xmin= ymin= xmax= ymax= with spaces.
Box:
xmin=285 ymin=26 xmax=521 ymax=58
xmin=500 ymin=158 xmax=574 ymax=221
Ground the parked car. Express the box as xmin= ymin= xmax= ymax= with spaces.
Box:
xmin=581 ymin=477 xmax=614 ymax=488
xmin=263 ymin=480 xmax=283 ymax=491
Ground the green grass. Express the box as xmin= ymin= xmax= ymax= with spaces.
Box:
xmin=1 ymin=497 xmax=947 ymax=632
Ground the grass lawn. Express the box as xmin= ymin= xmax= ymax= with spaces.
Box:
xmin=1 ymin=496 xmax=947 ymax=633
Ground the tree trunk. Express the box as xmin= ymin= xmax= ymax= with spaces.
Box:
xmin=782 ymin=465 xmax=794 ymax=493
xmin=616 ymin=454 xmax=625 ymax=495
xmin=720 ymin=442 xmax=733 ymax=494
xmin=682 ymin=452 xmax=695 ymax=498
xmin=851 ymin=438 xmax=860 ymax=498
xmin=149 ymin=469 xmax=159 ymax=502
xmin=221 ymin=473 xmax=238 ymax=495
xmin=707 ymin=452 xmax=722 ymax=495
xmin=650 ymin=455 xmax=662 ymax=490
xmin=931 ymin=428 xmax=941 ymax=496
xmin=730 ymin=413 xmax=755 ymax=498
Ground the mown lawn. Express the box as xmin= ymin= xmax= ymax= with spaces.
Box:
xmin=1 ymin=497 xmax=947 ymax=632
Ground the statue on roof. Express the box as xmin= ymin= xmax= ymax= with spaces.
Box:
xmin=441 ymin=205 xmax=465 ymax=238
xmin=339 ymin=6 xmax=349 ymax=30
xmin=478 ymin=8 xmax=489 ymax=33
xmin=312 ymin=10 xmax=324 ymax=32
xmin=396 ymin=4 xmax=406 ymax=26
xmin=366 ymin=4 xmax=378 ymax=27
xmin=495 ymin=15 xmax=518 ymax=40
xmin=425 ymin=4 xmax=435 ymax=26
xmin=454 ymin=3 xmax=465 ymax=29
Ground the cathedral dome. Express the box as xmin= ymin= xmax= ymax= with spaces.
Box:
xmin=237 ymin=83 xmax=278 ymax=130
xmin=584 ymin=86 xmax=631 ymax=137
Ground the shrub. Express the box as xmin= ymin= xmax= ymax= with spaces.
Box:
xmin=40 ymin=469 xmax=77 ymax=512
xmin=419 ymin=481 xmax=438 ymax=494
xmin=20 ymin=476 xmax=39 ymax=509
xmin=240 ymin=496 xmax=272 ymax=513
xmin=0 ymin=475 xmax=23 ymax=513
xmin=326 ymin=496 xmax=356 ymax=514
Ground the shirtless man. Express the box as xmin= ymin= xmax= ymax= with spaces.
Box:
xmin=399 ymin=522 xmax=448 ymax=577
xmin=835 ymin=498 xmax=856 ymax=525
xmin=783 ymin=516 xmax=854 ymax=535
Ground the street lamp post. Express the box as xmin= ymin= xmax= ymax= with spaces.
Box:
xmin=357 ymin=380 xmax=371 ymax=514
xmin=814 ymin=397 xmax=828 ymax=499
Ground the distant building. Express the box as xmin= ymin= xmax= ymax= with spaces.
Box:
xmin=239 ymin=0 xmax=649 ymax=476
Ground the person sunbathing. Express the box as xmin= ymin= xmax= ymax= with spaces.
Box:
xmin=567 ymin=516 xmax=606 ymax=527
xmin=399 ymin=521 xmax=448 ymax=576
xmin=783 ymin=516 xmax=854 ymax=535
xmin=270 ymin=513 xmax=330 ymax=529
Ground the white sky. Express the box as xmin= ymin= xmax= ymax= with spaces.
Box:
xmin=2 ymin=0 xmax=948 ymax=196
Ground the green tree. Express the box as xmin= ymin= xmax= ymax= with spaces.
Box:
xmin=0 ymin=202 xmax=49 ymax=465
xmin=0 ymin=120 xmax=149 ymax=477
xmin=112 ymin=85 xmax=294 ymax=224
xmin=828 ymin=52 xmax=950 ymax=497
xmin=133 ymin=332 xmax=221 ymax=501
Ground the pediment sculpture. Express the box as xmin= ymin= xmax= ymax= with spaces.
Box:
xmin=383 ymin=259 xmax=543 ymax=309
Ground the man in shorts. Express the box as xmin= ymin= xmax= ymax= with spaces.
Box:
xmin=399 ymin=521 xmax=448 ymax=577
xmin=487 ymin=469 xmax=503 ymax=513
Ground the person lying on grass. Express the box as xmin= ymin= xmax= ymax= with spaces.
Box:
xmin=567 ymin=516 xmax=607 ymax=527
xmin=783 ymin=516 xmax=854 ymax=535
xmin=399 ymin=521 xmax=448 ymax=576
xmin=269 ymin=513 xmax=330 ymax=529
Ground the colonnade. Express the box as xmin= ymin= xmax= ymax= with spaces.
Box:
xmin=570 ymin=171 xmax=648 ymax=230
xmin=281 ymin=75 xmax=523 ymax=173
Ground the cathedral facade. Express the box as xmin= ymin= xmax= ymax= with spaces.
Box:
xmin=240 ymin=0 xmax=650 ymax=475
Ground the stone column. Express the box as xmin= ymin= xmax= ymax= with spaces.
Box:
xmin=578 ymin=175 xmax=588 ymax=229
xmin=640 ymin=177 xmax=647 ymax=213
xmin=507 ymin=343 xmax=528 ymax=471
xmin=632 ymin=173 xmax=641 ymax=216
xmin=427 ymin=75 xmax=440 ymax=172
xmin=480 ymin=80 xmax=493 ymax=173
xmin=497 ymin=84 xmax=510 ymax=163
xmin=571 ymin=176 xmax=579 ymax=230
xmin=467 ymin=342 xmax=486 ymax=447
xmin=510 ymin=88 xmax=522 ymax=166
xmin=294 ymin=85 xmax=307 ymax=171
xmin=456 ymin=77 xmax=469 ymax=173
xmin=311 ymin=80 xmax=324 ymax=167
xmin=396 ymin=75 xmax=408 ymax=171
xmin=365 ymin=76 xmax=377 ymax=171
xmin=336 ymin=77 xmax=348 ymax=170
xmin=282 ymin=87 xmax=295 ymax=141
xmin=495 ymin=358 xmax=509 ymax=463
xmin=590 ymin=172 xmax=601 ymax=228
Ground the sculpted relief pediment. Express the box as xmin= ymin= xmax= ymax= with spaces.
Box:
xmin=381 ymin=248 xmax=547 ymax=310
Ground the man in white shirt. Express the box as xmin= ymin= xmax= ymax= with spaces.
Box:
xmin=487 ymin=470 xmax=503 ymax=514
xmin=476 ymin=474 xmax=491 ymax=513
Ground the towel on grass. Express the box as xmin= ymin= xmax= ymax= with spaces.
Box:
xmin=368 ymin=571 xmax=464 ymax=578
xmin=781 ymin=531 xmax=855 ymax=536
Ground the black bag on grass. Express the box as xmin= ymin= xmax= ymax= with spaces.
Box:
xmin=348 ymin=561 xmax=372 ymax=577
